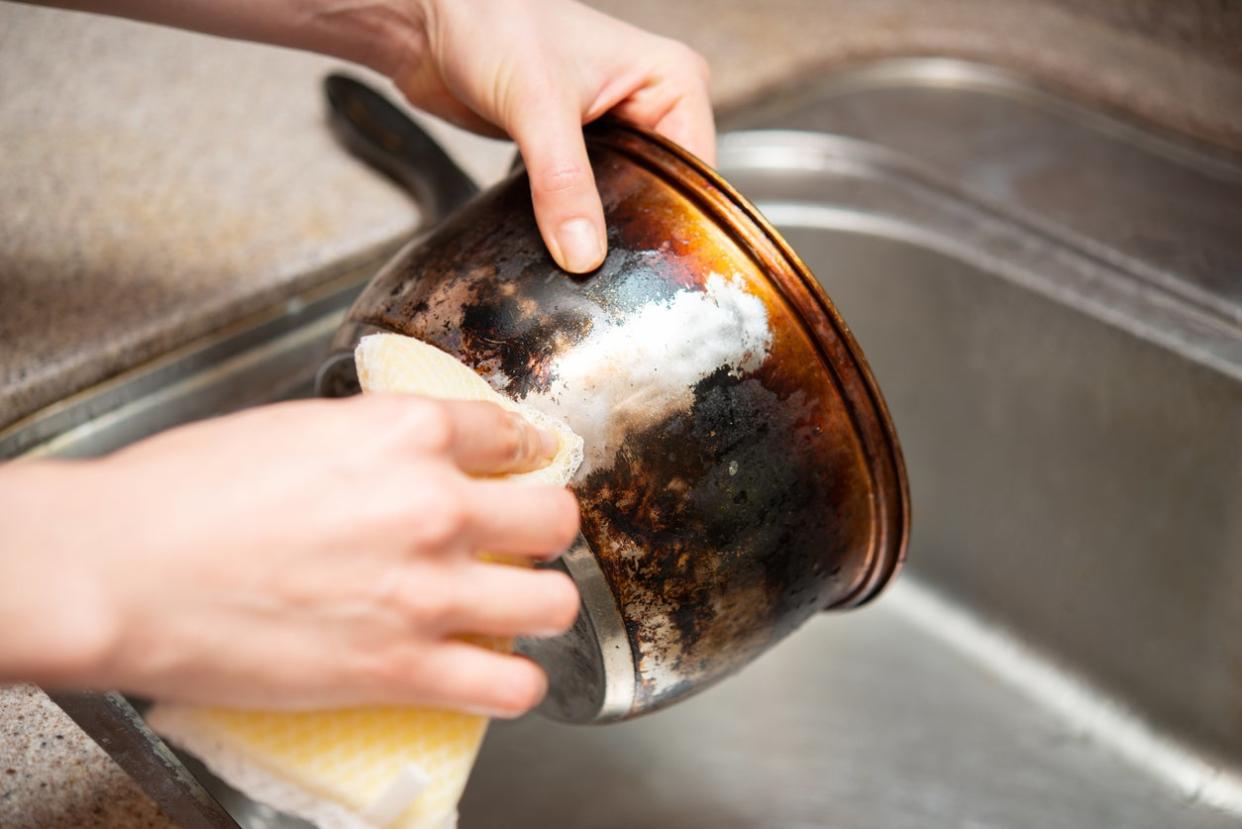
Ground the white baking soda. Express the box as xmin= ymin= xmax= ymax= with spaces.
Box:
xmin=530 ymin=272 xmax=772 ymax=470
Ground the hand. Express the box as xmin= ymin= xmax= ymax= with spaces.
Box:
xmin=0 ymin=396 xmax=581 ymax=716
xmin=391 ymin=0 xmax=715 ymax=272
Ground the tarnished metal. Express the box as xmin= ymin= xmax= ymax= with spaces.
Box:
xmin=323 ymin=118 xmax=910 ymax=721
xmin=516 ymin=536 xmax=635 ymax=722
xmin=47 ymin=692 xmax=240 ymax=829
xmin=324 ymin=73 xmax=480 ymax=226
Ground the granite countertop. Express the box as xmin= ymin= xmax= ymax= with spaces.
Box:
xmin=1 ymin=1 xmax=1240 ymax=826
xmin=2 ymin=0 xmax=1241 ymax=432
xmin=0 ymin=4 xmax=515 ymax=430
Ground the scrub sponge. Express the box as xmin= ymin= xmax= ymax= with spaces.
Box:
xmin=147 ymin=333 xmax=583 ymax=829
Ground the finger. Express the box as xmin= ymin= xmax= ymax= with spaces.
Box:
xmin=437 ymin=400 xmax=560 ymax=477
xmin=398 ymin=641 xmax=549 ymax=718
xmin=461 ymin=479 xmax=580 ymax=558
xmin=437 ymin=564 xmax=580 ymax=637
xmin=653 ymin=89 xmax=717 ymax=166
xmin=395 ymin=65 xmax=507 ymax=138
xmin=508 ymin=85 xmax=607 ymax=274
xmin=612 ymin=82 xmax=716 ymax=167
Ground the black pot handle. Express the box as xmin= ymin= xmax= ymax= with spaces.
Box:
xmin=323 ymin=73 xmax=480 ymax=223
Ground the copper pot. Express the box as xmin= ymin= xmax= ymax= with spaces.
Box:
xmin=318 ymin=75 xmax=909 ymax=723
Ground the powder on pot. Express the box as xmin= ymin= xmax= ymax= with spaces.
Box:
xmin=529 ymin=272 xmax=772 ymax=471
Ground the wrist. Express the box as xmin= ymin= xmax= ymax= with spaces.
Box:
xmin=303 ymin=0 xmax=432 ymax=80
xmin=0 ymin=462 xmax=119 ymax=687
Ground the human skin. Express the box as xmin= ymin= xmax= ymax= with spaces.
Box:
xmin=1 ymin=1 xmax=712 ymax=714
xmin=0 ymin=397 xmax=582 ymax=716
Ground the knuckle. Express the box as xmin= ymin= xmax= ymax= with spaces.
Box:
xmin=401 ymin=580 xmax=459 ymax=629
xmin=351 ymin=395 xmax=404 ymax=444
xmin=532 ymin=163 xmax=590 ymax=196
xmin=497 ymin=415 xmax=528 ymax=467
xmin=415 ymin=491 xmax=470 ymax=549
xmin=665 ymin=42 xmax=710 ymax=82
xmin=401 ymin=400 xmax=455 ymax=455
xmin=356 ymin=485 xmax=415 ymax=532
xmin=688 ymin=50 xmax=712 ymax=83
xmin=353 ymin=649 xmax=414 ymax=692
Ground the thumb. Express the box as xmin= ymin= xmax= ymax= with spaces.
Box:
xmin=509 ymin=91 xmax=607 ymax=274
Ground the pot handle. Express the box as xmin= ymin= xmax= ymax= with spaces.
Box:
xmin=323 ymin=73 xmax=480 ymax=223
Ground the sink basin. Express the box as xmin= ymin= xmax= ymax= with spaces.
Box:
xmin=721 ymin=57 xmax=1242 ymax=770
xmin=5 ymin=59 xmax=1239 ymax=828
xmin=460 ymin=586 xmax=1236 ymax=829
xmin=459 ymin=112 xmax=1242 ymax=827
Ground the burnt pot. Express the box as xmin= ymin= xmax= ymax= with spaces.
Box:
xmin=319 ymin=114 xmax=909 ymax=723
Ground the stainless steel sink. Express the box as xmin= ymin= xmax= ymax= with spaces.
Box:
xmin=720 ymin=57 xmax=1242 ymax=770
xmin=461 ymin=585 xmax=1237 ymax=829
xmin=5 ymin=59 xmax=1240 ymax=828
xmin=461 ymin=96 xmax=1242 ymax=826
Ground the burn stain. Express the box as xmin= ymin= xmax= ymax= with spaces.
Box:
xmin=576 ymin=358 xmax=863 ymax=710
xmin=346 ymin=137 xmax=892 ymax=717
xmin=357 ymin=157 xmax=703 ymax=403
xmin=456 ymin=282 xmax=596 ymax=397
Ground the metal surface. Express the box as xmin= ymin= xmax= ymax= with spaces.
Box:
xmin=760 ymin=162 xmax=1242 ymax=762
xmin=329 ymin=114 xmax=910 ymax=721
xmin=5 ymin=58 xmax=1239 ymax=827
xmin=46 ymin=692 xmax=239 ymax=829
xmin=460 ymin=580 xmax=1242 ymax=829
xmin=0 ymin=249 xmax=395 ymax=461
xmin=726 ymin=58 xmax=1242 ymax=328
xmin=516 ymin=536 xmax=636 ymax=722
xmin=457 ymin=112 xmax=1242 ymax=826
xmin=721 ymin=59 xmax=1242 ymax=766
xmin=323 ymin=73 xmax=480 ymax=225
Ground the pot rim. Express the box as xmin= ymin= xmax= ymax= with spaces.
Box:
xmin=584 ymin=118 xmax=911 ymax=608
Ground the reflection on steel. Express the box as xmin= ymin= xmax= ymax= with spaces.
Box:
xmin=717 ymin=124 xmax=1241 ymax=766
xmin=725 ymin=57 xmax=1242 ymax=330
xmin=460 ymin=580 xmax=1242 ymax=828
xmin=0 ymin=254 xmax=395 ymax=461
xmin=517 ymin=535 xmax=636 ymax=723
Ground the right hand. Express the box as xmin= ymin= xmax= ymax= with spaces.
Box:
xmin=390 ymin=0 xmax=715 ymax=273
xmin=0 ymin=395 xmax=581 ymax=717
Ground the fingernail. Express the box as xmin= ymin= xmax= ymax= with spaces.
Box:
xmin=555 ymin=218 xmax=603 ymax=273
xmin=536 ymin=427 xmax=559 ymax=460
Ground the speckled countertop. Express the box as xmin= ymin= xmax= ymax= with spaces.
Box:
xmin=2 ymin=0 xmax=1240 ymax=826
xmin=0 ymin=686 xmax=172 ymax=828
xmin=3 ymin=0 xmax=1242 ymax=432
xmin=0 ymin=5 xmax=515 ymax=430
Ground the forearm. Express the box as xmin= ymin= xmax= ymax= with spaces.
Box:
xmin=23 ymin=0 xmax=428 ymax=78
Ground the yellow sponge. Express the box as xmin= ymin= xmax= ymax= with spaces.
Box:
xmin=147 ymin=334 xmax=583 ymax=829
xmin=354 ymin=334 xmax=583 ymax=487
